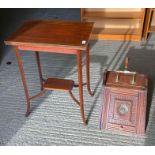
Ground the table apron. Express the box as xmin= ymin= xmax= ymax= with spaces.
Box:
xmin=16 ymin=45 xmax=84 ymax=55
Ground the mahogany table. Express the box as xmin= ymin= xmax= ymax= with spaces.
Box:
xmin=5 ymin=20 xmax=94 ymax=125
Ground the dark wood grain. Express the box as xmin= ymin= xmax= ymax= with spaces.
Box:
xmin=5 ymin=20 xmax=94 ymax=50
xmin=100 ymin=71 xmax=148 ymax=134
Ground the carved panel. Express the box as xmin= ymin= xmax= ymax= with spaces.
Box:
xmin=100 ymin=71 xmax=148 ymax=134
xmin=100 ymin=87 xmax=147 ymax=134
xmin=108 ymin=90 xmax=138 ymax=127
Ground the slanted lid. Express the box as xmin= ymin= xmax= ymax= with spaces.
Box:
xmin=103 ymin=71 xmax=148 ymax=90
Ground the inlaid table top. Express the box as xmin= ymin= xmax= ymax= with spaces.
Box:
xmin=5 ymin=20 xmax=94 ymax=50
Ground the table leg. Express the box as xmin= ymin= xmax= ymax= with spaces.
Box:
xmin=86 ymin=45 xmax=94 ymax=96
xmin=77 ymin=50 xmax=86 ymax=125
xmin=35 ymin=52 xmax=43 ymax=91
xmin=14 ymin=47 xmax=30 ymax=116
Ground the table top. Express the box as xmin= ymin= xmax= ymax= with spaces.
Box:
xmin=5 ymin=20 xmax=94 ymax=50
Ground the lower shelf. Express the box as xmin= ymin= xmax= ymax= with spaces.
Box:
xmin=43 ymin=78 xmax=74 ymax=91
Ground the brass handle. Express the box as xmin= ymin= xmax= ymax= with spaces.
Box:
xmin=130 ymin=72 xmax=136 ymax=85
xmin=115 ymin=73 xmax=119 ymax=83
xmin=114 ymin=72 xmax=136 ymax=85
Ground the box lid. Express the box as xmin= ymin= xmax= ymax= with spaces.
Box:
xmin=103 ymin=71 xmax=148 ymax=90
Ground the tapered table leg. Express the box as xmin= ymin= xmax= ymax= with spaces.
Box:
xmin=77 ymin=50 xmax=86 ymax=125
xmin=14 ymin=47 xmax=30 ymax=116
xmin=86 ymin=45 xmax=94 ymax=96
xmin=35 ymin=52 xmax=43 ymax=91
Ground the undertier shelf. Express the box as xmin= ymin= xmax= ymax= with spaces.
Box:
xmin=43 ymin=78 xmax=74 ymax=91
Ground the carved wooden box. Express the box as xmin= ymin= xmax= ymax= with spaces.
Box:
xmin=100 ymin=71 xmax=148 ymax=134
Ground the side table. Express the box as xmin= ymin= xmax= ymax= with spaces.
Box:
xmin=5 ymin=20 xmax=94 ymax=125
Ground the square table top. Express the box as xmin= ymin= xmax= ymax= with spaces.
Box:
xmin=5 ymin=20 xmax=94 ymax=50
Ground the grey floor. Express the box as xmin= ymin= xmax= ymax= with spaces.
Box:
xmin=0 ymin=9 xmax=155 ymax=146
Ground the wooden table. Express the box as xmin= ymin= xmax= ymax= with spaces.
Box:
xmin=5 ymin=20 xmax=94 ymax=125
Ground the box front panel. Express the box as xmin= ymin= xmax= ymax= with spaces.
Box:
xmin=106 ymin=88 xmax=139 ymax=132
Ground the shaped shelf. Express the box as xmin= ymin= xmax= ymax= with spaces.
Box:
xmin=43 ymin=78 xmax=74 ymax=91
